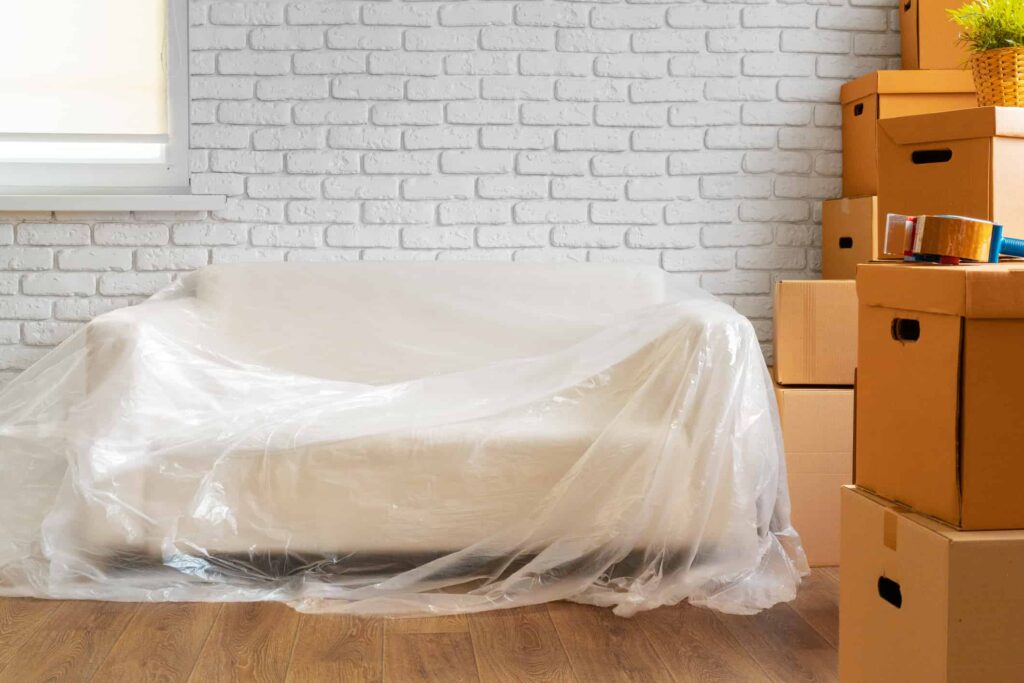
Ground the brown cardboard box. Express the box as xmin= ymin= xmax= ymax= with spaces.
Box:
xmin=900 ymin=0 xmax=971 ymax=70
xmin=773 ymin=280 xmax=858 ymax=386
xmin=822 ymin=196 xmax=877 ymax=279
xmin=877 ymin=107 xmax=1024 ymax=258
xmin=855 ymin=262 xmax=1024 ymax=529
xmin=839 ymin=486 xmax=1024 ymax=683
xmin=841 ymin=70 xmax=976 ymax=198
xmin=774 ymin=383 xmax=853 ymax=566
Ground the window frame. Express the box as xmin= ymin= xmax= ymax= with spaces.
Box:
xmin=0 ymin=0 xmax=190 ymax=194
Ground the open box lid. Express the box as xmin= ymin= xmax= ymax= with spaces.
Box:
xmin=878 ymin=106 xmax=1024 ymax=145
xmin=840 ymin=69 xmax=976 ymax=104
xmin=857 ymin=261 xmax=1024 ymax=318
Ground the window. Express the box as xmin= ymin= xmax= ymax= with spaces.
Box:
xmin=0 ymin=0 xmax=215 ymax=208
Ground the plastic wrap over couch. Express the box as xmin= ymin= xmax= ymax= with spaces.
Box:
xmin=0 ymin=262 xmax=805 ymax=616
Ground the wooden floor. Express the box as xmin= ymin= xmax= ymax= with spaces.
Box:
xmin=0 ymin=568 xmax=838 ymax=682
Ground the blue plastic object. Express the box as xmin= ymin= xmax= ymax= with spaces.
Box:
xmin=991 ymin=226 xmax=1024 ymax=263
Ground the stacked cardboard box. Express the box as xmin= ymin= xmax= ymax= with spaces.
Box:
xmin=842 ymin=263 xmax=1024 ymax=682
xmin=900 ymin=0 xmax=972 ymax=70
xmin=822 ymin=5 xmax=977 ymax=278
xmin=840 ymin=485 xmax=1024 ymax=682
xmin=855 ymin=263 xmax=1024 ymax=530
xmin=772 ymin=280 xmax=857 ymax=566
xmin=833 ymin=9 xmax=1024 ymax=680
xmin=877 ymin=106 xmax=1024 ymax=248
xmin=823 ymin=72 xmax=976 ymax=278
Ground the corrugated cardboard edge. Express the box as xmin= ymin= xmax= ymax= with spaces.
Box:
xmin=840 ymin=69 xmax=977 ymax=104
xmin=879 ymin=106 xmax=1024 ymax=146
xmin=852 ymin=367 xmax=858 ymax=488
xmin=845 ymin=485 xmax=1024 ymax=543
xmin=823 ymin=195 xmax=876 ymax=217
xmin=955 ymin=316 xmax=966 ymax=529
xmin=857 ymin=262 xmax=1024 ymax=318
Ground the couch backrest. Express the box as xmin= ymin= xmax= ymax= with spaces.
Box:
xmin=190 ymin=262 xmax=667 ymax=383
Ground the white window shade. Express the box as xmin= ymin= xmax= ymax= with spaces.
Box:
xmin=0 ymin=0 xmax=167 ymax=139
xmin=0 ymin=0 xmax=211 ymax=204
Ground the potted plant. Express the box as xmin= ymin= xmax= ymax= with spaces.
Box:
xmin=949 ymin=0 xmax=1024 ymax=106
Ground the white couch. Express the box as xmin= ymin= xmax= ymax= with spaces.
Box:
xmin=5 ymin=261 xmax=801 ymax=614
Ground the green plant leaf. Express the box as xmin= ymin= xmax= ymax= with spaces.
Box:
xmin=948 ymin=0 xmax=1024 ymax=52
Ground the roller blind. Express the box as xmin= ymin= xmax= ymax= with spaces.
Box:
xmin=0 ymin=0 xmax=167 ymax=139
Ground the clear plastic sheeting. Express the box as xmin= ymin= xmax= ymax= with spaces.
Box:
xmin=0 ymin=262 xmax=806 ymax=617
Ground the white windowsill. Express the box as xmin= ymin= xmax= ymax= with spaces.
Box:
xmin=0 ymin=191 xmax=226 ymax=212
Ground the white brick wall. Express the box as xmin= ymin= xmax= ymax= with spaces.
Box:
xmin=0 ymin=0 xmax=901 ymax=384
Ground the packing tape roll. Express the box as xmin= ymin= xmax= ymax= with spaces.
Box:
xmin=912 ymin=215 xmax=996 ymax=262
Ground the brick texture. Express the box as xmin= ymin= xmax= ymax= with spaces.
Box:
xmin=0 ymin=0 xmax=901 ymax=382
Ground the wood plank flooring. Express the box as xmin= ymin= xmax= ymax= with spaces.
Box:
xmin=0 ymin=568 xmax=838 ymax=682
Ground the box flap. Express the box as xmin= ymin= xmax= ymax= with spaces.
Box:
xmin=840 ymin=69 xmax=977 ymax=104
xmin=879 ymin=107 xmax=1024 ymax=146
xmin=857 ymin=262 xmax=1024 ymax=318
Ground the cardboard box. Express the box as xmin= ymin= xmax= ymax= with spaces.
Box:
xmin=855 ymin=262 xmax=1024 ymax=529
xmin=841 ymin=70 xmax=976 ymax=198
xmin=773 ymin=280 xmax=858 ymax=386
xmin=900 ymin=0 xmax=971 ymax=70
xmin=822 ymin=196 xmax=877 ymax=279
xmin=839 ymin=486 xmax=1024 ymax=683
xmin=774 ymin=383 xmax=853 ymax=566
xmin=877 ymin=107 xmax=1024 ymax=258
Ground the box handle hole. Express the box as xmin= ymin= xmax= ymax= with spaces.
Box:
xmin=911 ymin=149 xmax=953 ymax=165
xmin=853 ymin=103 xmax=864 ymax=116
xmin=903 ymin=0 xmax=912 ymax=11
xmin=891 ymin=318 xmax=920 ymax=342
xmin=878 ymin=576 xmax=903 ymax=608
xmin=839 ymin=236 xmax=853 ymax=249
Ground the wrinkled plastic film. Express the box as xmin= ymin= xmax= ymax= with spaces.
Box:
xmin=0 ymin=263 xmax=806 ymax=616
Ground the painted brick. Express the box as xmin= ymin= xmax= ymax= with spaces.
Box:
xmin=285 ymin=151 xmax=359 ymax=174
xmin=210 ymin=3 xmax=284 ymax=26
xmin=251 ymin=225 xmax=324 ymax=247
xmin=94 ymin=224 xmax=169 ymax=246
xmin=0 ymin=0 xmax=887 ymax=377
xmin=136 ymin=248 xmax=211 ymax=271
xmin=326 ymin=27 xmax=402 ymax=51
xmin=440 ymin=151 xmax=513 ymax=174
xmin=287 ymin=3 xmax=359 ymax=25
xmin=0 ymin=248 xmax=50 ymax=272
xmin=218 ymin=52 xmax=292 ymax=76
xmin=402 ymin=177 xmax=475 ymax=200
xmin=293 ymin=52 xmax=366 ymax=75
xmin=98 ymin=273 xmax=176 ymax=296
xmin=287 ymin=200 xmax=360 ymax=223
xmin=213 ymin=200 xmax=285 ymax=223
xmin=405 ymin=127 xmax=477 ymax=150
xmin=17 ymin=224 xmax=90 ymax=246
xmin=22 ymin=273 xmax=97 ymax=296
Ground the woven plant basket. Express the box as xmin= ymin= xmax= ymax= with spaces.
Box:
xmin=971 ymin=46 xmax=1024 ymax=107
